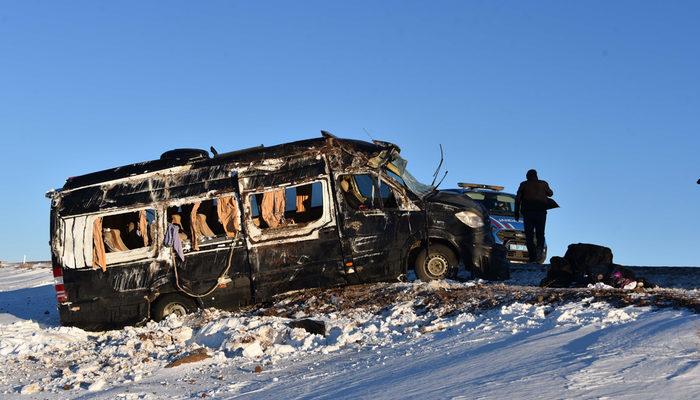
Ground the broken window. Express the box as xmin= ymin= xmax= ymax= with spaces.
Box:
xmin=217 ymin=196 xmax=241 ymax=237
xmin=60 ymin=210 xmax=154 ymax=271
xmin=338 ymin=174 xmax=379 ymax=211
xmin=166 ymin=195 xmax=238 ymax=252
xmin=384 ymin=168 xmax=406 ymax=188
xmin=100 ymin=210 xmax=156 ymax=253
xmin=339 ymin=174 xmax=401 ymax=210
xmin=86 ymin=209 xmax=158 ymax=271
xmin=248 ymin=181 xmax=324 ymax=229
xmin=378 ymin=178 xmax=399 ymax=209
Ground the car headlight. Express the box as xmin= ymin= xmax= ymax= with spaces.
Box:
xmin=455 ymin=210 xmax=484 ymax=228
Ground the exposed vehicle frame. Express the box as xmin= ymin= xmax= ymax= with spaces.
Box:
xmin=48 ymin=132 xmax=508 ymax=329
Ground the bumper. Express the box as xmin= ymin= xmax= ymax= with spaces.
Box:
xmin=507 ymin=246 xmax=530 ymax=264
xmin=496 ymin=230 xmax=530 ymax=263
xmin=468 ymin=243 xmax=510 ymax=280
xmin=58 ymin=297 xmax=149 ymax=331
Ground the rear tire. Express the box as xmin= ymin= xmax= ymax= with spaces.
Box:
xmin=415 ymin=244 xmax=458 ymax=282
xmin=151 ymin=294 xmax=197 ymax=321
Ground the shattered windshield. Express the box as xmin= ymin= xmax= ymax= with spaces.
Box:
xmin=386 ymin=156 xmax=434 ymax=198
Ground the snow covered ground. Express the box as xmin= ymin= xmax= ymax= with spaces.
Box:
xmin=0 ymin=262 xmax=698 ymax=399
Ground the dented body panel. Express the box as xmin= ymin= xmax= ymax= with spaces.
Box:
xmin=49 ymin=134 xmax=508 ymax=329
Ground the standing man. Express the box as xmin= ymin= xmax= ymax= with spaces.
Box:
xmin=514 ymin=169 xmax=553 ymax=264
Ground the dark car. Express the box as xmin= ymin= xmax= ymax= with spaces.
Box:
xmin=443 ymin=183 xmax=546 ymax=264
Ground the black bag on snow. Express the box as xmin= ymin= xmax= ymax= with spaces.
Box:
xmin=540 ymin=256 xmax=574 ymax=287
xmin=564 ymin=243 xmax=613 ymax=282
xmin=564 ymin=243 xmax=613 ymax=267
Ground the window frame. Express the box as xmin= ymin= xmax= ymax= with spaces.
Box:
xmin=164 ymin=192 xmax=240 ymax=254
xmin=243 ymin=178 xmax=334 ymax=244
xmin=100 ymin=207 xmax=159 ymax=266
xmin=59 ymin=206 xmax=160 ymax=269
xmin=339 ymin=172 xmax=417 ymax=213
xmin=337 ymin=173 xmax=382 ymax=213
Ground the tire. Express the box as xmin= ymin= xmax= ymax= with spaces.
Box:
xmin=415 ymin=244 xmax=458 ymax=282
xmin=151 ymin=294 xmax=197 ymax=321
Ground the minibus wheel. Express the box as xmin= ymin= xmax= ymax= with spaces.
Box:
xmin=415 ymin=244 xmax=457 ymax=282
xmin=151 ymin=294 xmax=197 ymax=321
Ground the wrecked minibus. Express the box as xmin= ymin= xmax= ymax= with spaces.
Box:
xmin=48 ymin=132 xmax=508 ymax=329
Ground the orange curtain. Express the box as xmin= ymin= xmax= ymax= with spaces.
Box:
xmin=92 ymin=217 xmax=107 ymax=272
xmin=139 ymin=210 xmax=149 ymax=247
xmin=190 ymin=202 xmax=201 ymax=251
xmin=217 ymin=196 xmax=240 ymax=237
xmin=295 ymin=184 xmax=312 ymax=213
xmin=261 ymin=189 xmax=286 ymax=228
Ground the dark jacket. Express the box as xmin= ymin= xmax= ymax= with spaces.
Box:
xmin=515 ymin=178 xmax=553 ymax=214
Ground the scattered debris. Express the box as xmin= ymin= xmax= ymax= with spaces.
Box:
xmin=288 ymin=319 xmax=326 ymax=336
xmin=165 ymin=348 xmax=211 ymax=368
xmin=541 ymin=243 xmax=655 ymax=289
xmin=1 ymin=276 xmax=698 ymax=396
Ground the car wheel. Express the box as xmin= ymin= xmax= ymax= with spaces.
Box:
xmin=415 ymin=244 xmax=458 ymax=282
xmin=151 ymin=294 xmax=197 ymax=321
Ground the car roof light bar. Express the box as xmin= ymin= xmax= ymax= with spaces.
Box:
xmin=458 ymin=182 xmax=505 ymax=191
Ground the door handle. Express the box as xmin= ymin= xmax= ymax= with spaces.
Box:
xmin=296 ymin=255 xmax=310 ymax=265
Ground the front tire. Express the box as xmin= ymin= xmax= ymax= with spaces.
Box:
xmin=151 ymin=294 xmax=197 ymax=321
xmin=415 ymin=244 xmax=458 ymax=282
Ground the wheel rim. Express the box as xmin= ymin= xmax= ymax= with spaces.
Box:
xmin=163 ymin=302 xmax=188 ymax=317
xmin=425 ymin=254 xmax=449 ymax=277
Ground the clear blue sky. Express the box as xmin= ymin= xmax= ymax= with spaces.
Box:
xmin=0 ymin=1 xmax=697 ymax=265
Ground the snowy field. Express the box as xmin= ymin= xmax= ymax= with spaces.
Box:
xmin=1 ymin=262 xmax=699 ymax=399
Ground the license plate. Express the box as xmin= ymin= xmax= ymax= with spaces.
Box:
xmin=508 ymin=244 xmax=527 ymax=251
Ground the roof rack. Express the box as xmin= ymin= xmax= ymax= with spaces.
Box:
xmin=458 ymin=182 xmax=504 ymax=191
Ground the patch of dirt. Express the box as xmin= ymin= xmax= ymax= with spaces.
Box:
xmin=165 ymin=348 xmax=210 ymax=368
xmin=255 ymin=282 xmax=700 ymax=318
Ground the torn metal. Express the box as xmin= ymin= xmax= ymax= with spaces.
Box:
xmin=48 ymin=132 xmax=509 ymax=330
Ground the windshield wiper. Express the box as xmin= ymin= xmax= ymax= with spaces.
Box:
xmin=429 ymin=144 xmax=444 ymax=188
xmin=421 ymin=144 xmax=448 ymax=200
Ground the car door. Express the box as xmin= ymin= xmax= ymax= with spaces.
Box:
xmin=334 ymin=173 xmax=402 ymax=282
xmin=242 ymin=176 xmax=345 ymax=302
xmin=378 ymin=171 xmax=427 ymax=275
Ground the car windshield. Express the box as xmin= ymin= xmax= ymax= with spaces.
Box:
xmin=386 ymin=155 xmax=434 ymax=198
xmin=465 ymin=192 xmax=515 ymax=216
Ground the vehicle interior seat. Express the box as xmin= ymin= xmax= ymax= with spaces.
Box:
xmin=103 ymin=228 xmax=129 ymax=252
xmin=124 ymin=221 xmax=143 ymax=249
xmin=194 ymin=213 xmax=216 ymax=237
xmin=339 ymin=176 xmax=367 ymax=209
xmin=340 ymin=178 xmax=350 ymax=193
xmin=170 ymin=214 xmax=189 ymax=242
